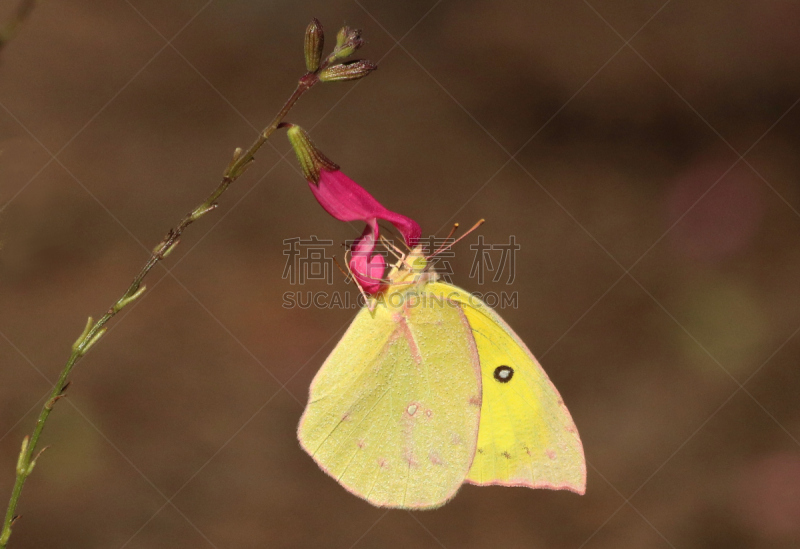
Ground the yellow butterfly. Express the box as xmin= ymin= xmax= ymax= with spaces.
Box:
xmin=297 ymin=245 xmax=586 ymax=509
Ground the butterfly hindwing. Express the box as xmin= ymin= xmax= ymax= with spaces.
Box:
xmin=426 ymin=283 xmax=586 ymax=494
xmin=297 ymin=293 xmax=483 ymax=509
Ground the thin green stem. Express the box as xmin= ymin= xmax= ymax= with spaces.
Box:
xmin=0 ymin=72 xmax=319 ymax=549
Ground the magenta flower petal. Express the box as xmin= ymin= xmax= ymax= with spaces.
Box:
xmin=349 ymin=220 xmax=386 ymax=294
xmin=310 ymin=169 xmax=421 ymax=247
xmin=286 ymin=125 xmax=421 ymax=295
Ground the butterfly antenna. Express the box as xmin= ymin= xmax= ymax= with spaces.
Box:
xmin=428 ymin=219 xmax=486 ymax=259
xmin=431 ymin=223 xmax=460 ymax=256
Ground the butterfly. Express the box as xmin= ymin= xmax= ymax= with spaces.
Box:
xmin=297 ymin=242 xmax=586 ymax=509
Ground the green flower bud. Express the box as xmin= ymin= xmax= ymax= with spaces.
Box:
xmin=318 ymin=60 xmax=377 ymax=82
xmin=332 ymin=26 xmax=363 ymax=61
xmin=304 ymin=18 xmax=324 ymax=72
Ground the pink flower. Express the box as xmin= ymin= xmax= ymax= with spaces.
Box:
xmin=287 ymin=126 xmax=420 ymax=294
xmin=311 ymin=169 xmax=420 ymax=294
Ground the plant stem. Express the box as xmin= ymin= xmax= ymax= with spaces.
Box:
xmin=0 ymin=72 xmax=319 ymax=549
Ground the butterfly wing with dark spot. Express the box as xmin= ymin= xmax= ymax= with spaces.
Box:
xmin=425 ymin=283 xmax=586 ymax=494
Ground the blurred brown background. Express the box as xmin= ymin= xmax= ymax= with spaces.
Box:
xmin=1 ymin=0 xmax=799 ymax=547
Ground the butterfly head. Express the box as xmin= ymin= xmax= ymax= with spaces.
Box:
xmin=404 ymin=246 xmax=430 ymax=275
xmin=385 ymin=246 xmax=437 ymax=289
xmin=363 ymin=220 xmax=485 ymax=305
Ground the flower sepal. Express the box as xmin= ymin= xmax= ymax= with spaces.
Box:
xmin=285 ymin=125 xmax=339 ymax=183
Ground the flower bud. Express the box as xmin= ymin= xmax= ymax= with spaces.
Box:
xmin=332 ymin=26 xmax=363 ymax=61
xmin=304 ymin=18 xmax=324 ymax=72
xmin=72 ymin=316 xmax=94 ymax=352
xmin=286 ymin=125 xmax=339 ymax=183
xmin=112 ymin=284 xmax=147 ymax=313
xmin=16 ymin=437 xmax=29 ymax=476
xmin=79 ymin=327 xmax=106 ymax=356
xmin=318 ymin=60 xmax=377 ymax=83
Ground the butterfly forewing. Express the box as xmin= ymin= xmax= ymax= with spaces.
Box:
xmin=427 ymin=283 xmax=586 ymax=494
xmin=298 ymin=293 xmax=483 ymax=509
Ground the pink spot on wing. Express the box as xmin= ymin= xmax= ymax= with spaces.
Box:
xmin=341 ymin=412 xmax=351 ymax=422
xmin=468 ymin=395 xmax=481 ymax=407
xmin=378 ymin=458 xmax=389 ymax=469
xmin=425 ymin=409 xmax=433 ymax=419
xmin=429 ymin=452 xmax=445 ymax=466
xmin=403 ymin=448 xmax=419 ymax=468
xmin=546 ymin=449 xmax=557 ymax=460
xmin=357 ymin=440 xmax=365 ymax=449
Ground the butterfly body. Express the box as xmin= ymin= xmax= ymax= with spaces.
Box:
xmin=298 ymin=248 xmax=585 ymax=509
